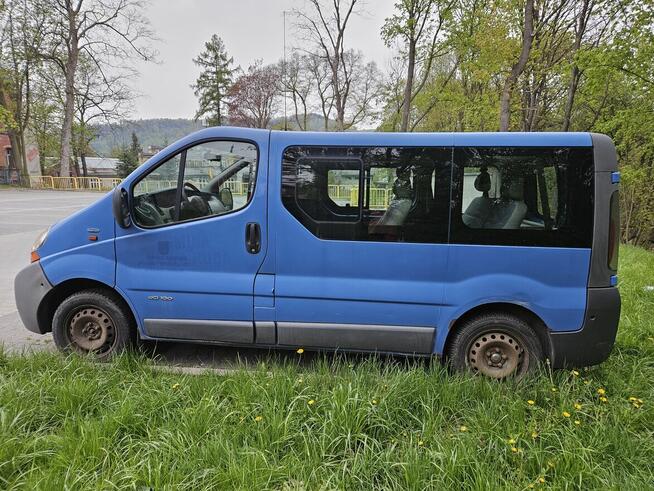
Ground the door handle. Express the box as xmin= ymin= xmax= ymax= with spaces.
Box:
xmin=245 ymin=222 xmax=261 ymax=254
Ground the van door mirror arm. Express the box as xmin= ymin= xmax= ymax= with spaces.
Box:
xmin=112 ymin=186 xmax=132 ymax=229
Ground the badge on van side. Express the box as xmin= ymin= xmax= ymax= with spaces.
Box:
xmin=147 ymin=295 xmax=174 ymax=302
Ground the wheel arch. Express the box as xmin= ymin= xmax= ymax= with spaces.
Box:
xmin=442 ymin=302 xmax=552 ymax=363
xmin=36 ymin=278 xmax=136 ymax=334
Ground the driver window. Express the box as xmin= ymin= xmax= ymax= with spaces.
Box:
xmin=132 ymin=140 xmax=258 ymax=228
xmin=133 ymin=154 xmax=181 ymax=227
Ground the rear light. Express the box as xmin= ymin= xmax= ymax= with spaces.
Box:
xmin=608 ymin=191 xmax=619 ymax=271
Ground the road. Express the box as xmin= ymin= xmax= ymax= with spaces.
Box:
xmin=0 ymin=188 xmax=316 ymax=368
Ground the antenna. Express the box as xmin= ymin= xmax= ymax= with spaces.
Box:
xmin=283 ymin=10 xmax=288 ymax=131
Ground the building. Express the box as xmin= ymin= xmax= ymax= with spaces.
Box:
xmin=0 ymin=133 xmax=20 ymax=184
xmin=141 ymin=145 xmax=164 ymax=163
xmin=80 ymin=157 xmax=121 ymax=178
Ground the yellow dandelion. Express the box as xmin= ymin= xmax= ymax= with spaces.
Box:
xmin=600 ymin=396 xmax=608 ymax=403
xmin=372 ymin=399 xmax=378 ymax=405
xmin=459 ymin=425 xmax=468 ymax=432
xmin=254 ymin=415 xmax=263 ymax=422
xmin=528 ymin=485 xmax=535 ymax=489
xmin=551 ymin=387 xmax=558 ymax=392
xmin=418 ymin=440 xmax=424 ymax=447
xmin=308 ymin=399 xmax=316 ymax=406
xmin=574 ymin=403 xmax=582 ymax=410
xmin=575 ymin=420 xmax=581 ymax=425
xmin=572 ymin=370 xmax=580 ymax=376
xmin=538 ymin=477 xmax=546 ymax=484
xmin=583 ymin=380 xmax=590 ymax=385
xmin=597 ymin=388 xmax=606 ymax=396
xmin=531 ymin=431 xmax=538 ymax=439
xmin=562 ymin=411 xmax=571 ymax=418
xmin=296 ymin=348 xmax=304 ymax=354
xmin=508 ymin=438 xmax=516 ymax=444
xmin=547 ymin=461 xmax=555 ymax=468
xmin=628 ymin=396 xmax=637 ymax=402
xmin=527 ymin=400 xmax=536 ymax=406
xmin=637 ymin=398 xmax=644 ymax=404
xmin=511 ymin=447 xmax=518 ymax=453
xmin=172 ymin=383 xmax=180 ymax=390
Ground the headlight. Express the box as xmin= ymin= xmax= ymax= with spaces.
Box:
xmin=30 ymin=228 xmax=49 ymax=262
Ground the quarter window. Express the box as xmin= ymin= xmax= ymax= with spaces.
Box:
xmin=452 ymin=147 xmax=593 ymax=247
xmin=132 ymin=140 xmax=258 ymax=228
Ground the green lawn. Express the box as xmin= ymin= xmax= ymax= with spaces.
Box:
xmin=1 ymin=247 xmax=653 ymax=489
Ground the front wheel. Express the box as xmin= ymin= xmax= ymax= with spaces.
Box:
xmin=52 ymin=289 xmax=134 ymax=360
xmin=446 ymin=313 xmax=543 ymax=380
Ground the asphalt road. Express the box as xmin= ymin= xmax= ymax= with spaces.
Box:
xmin=0 ymin=189 xmax=318 ymax=368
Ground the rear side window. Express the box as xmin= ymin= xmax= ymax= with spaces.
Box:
xmin=451 ymin=147 xmax=594 ymax=247
xmin=282 ymin=146 xmax=451 ymax=243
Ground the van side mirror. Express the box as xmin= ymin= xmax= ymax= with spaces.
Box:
xmin=112 ymin=186 xmax=132 ymax=228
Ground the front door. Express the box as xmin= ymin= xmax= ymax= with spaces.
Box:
xmin=115 ymin=133 xmax=268 ymax=344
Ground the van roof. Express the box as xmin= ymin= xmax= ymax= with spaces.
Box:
xmin=212 ymin=127 xmax=592 ymax=146
xmin=269 ymin=130 xmax=593 ymax=147
xmin=162 ymin=128 xmax=594 ymax=160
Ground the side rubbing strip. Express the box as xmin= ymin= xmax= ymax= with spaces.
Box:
xmin=144 ymin=319 xmax=254 ymax=344
xmin=255 ymin=321 xmax=276 ymax=344
xmin=277 ymin=322 xmax=435 ymax=354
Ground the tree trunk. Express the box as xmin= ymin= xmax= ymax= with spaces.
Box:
xmin=562 ymin=66 xmax=580 ymax=131
xmin=499 ymin=0 xmax=535 ymax=131
xmin=59 ymin=45 xmax=79 ymax=177
xmin=81 ymin=153 xmax=88 ymax=177
xmin=400 ymin=39 xmax=417 ymax=132
xmin=562 ymin=0 xmax=589 ymax=131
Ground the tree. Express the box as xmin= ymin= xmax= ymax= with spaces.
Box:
xmin=499 ymin=0 xmax=535 ymax=131
xmin=226 ymin=61 xmax=281 ymax=129
xmin=296 ymin=0 xmax=372 ymax=130
xmin=39 ymin=0 xmax=154 ymax=177
xmin=192 ymin=35 xmax=235 ymax=127
xmin=115 ymin=132 xmax=140 ymax=177
xmin=280 ymin=53 xmax=315 ymax=131
xmin=0 ymin=0 xmax=48 ymax=178
xmin=382 ymin=0 xmax=453 ymax=131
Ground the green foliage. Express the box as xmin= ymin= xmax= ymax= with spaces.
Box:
xmin=0 ymin=246 xmax=652 ymax=488
xmin=115 ymin=132 xmax=141 ymax=178
xmin=192 ymin=35 xmax=236 ymax=127
xmin=378 ymin=0 xmax=654 ymax=247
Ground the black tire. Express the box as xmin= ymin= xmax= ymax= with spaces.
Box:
xmin=446 ymin=312 xmax=543 ymax=379
xmin=52 ymin=289 xmax=134 ymax=360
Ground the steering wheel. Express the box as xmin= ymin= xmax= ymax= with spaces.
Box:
xmin=181 ymin=181 xmax=210 ymax=216
xmin=134 ymin=196 xmax=163 ymax=226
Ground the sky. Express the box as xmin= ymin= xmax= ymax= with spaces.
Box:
xmin=131 ymin=0 xmax=397 ymax=120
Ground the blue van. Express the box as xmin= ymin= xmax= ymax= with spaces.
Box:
xmin=15 ymin=129 xmax=621 ymax=379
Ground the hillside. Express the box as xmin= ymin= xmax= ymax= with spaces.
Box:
xmin=90 ymin=114 xmax=337 ymax=156
xmin=90 ymin=119 xmax=203 ymax=156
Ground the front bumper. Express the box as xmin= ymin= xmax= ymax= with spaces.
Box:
xmin=14 ymin=262 xmax=53 ymax=334
xmin=549 ymin=287 xmax=621 ymax=368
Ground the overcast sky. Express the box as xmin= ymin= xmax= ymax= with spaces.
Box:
xmin=131 ymin=0 xmax=397 ymax=120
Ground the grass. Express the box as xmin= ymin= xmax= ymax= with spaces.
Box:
xmin=1 ymin=247 xmax=653 ymax=489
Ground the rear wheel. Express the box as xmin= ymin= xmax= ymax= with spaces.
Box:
xmin=446 ymin=312 xmax=543 ymax=379
xmin=52 ymin=289 xmax=134 ymax=360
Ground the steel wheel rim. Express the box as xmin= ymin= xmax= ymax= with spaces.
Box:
xmin=467 ymin=331 xmax=525 ymax=379
xmin=67 ymin=306 xmax=116 ymax=354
